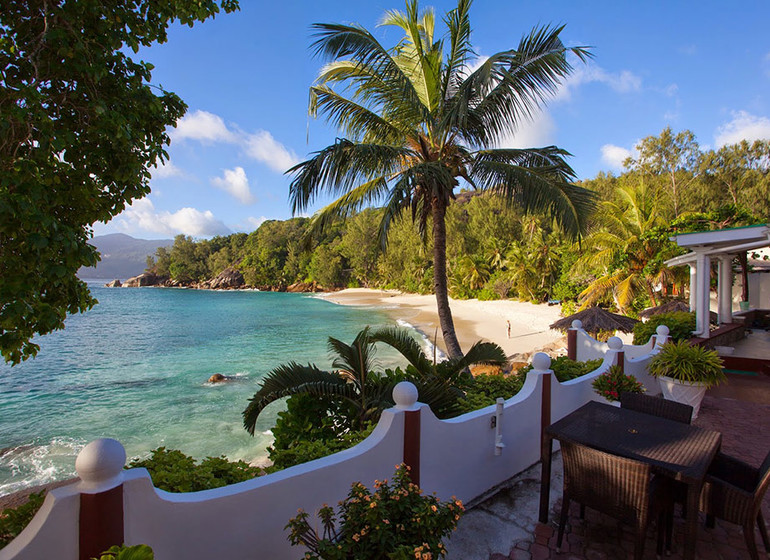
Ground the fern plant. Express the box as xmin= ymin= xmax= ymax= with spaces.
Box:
xmin=648 ymin=341 xmax=726 ymax=387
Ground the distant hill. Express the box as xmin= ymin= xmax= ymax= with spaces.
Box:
xmin=78 ymin=233 xmax=173 ymax=280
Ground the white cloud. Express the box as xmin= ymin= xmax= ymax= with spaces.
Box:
xmin=664 ymin=84 xmax=679 ymax=97
xmin=244 ymin=131 xmax=299 ymax=173
xmin=172 ymin=110 xmax=236 ymax=143
xmin=172 ymin=109 xmax=299 ymax=174
xmin=555 ymin=63 xmax=642 ymax=102
xmin=714 ymin=111 xmax=770 ymax=147
xmin=151 ymin=160 xmax=183 ymax=179
xmin=117 ymin=198 xmax=231 ymax=237
xmin=601 ymin=144 xmax=634 ymax=170
xmin=211 ymin=166 xmax=255 ymax=204
xmin=496 ymin=109 xmax=556 ymax=148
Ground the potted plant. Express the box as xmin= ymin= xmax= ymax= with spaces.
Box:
xmin=647 ymin=341 xmax=726 ymax=418
xmin=287 ymin=464 xmax=463 ymax=559
xmin=592 ymin=365 xmax=645 ymax=406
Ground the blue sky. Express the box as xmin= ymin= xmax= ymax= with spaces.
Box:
xmin=94 ymin=0 xmax=770 ymax=240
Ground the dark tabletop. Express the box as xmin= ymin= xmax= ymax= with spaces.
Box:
xmin=547 ymin=400 xmax=722 ymax=483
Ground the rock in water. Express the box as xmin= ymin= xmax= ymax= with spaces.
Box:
xmin=105 ymin=279 xmax=122 ymax=287
xmin=208 ymin=373 xmax=228 ymax=383
xmin=122 ymin=272 xmax=163 ymax=287
xmin=204 ymin=267 xmax=245 ymax=290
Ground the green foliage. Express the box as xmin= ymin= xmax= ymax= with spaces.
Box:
xmin=93 ymin=545 xmax=154 ymax=560
xmin=0 ymin=492 xmax=44 ymax=550
xmin=286 ymin=464 xmax=463 ymax=559
xmin=518 ymin=357 xmax=603 ymax=382
xmin=127 ymin=447 xmax=259 ymax=493
xmin=591 ymin=365 xmax=645 ymax=402
xmin=648 ymin=341 xmax=726 ymax=387
xmin=454 ymin=373 xmax=524 ymax=414
xmin=268 ymin=425 xmax=375 ymax=472
xmin=0 ymin=0 xmax=239 ymax=364
xmin=632 ymin=312 xmax=696 ymax=344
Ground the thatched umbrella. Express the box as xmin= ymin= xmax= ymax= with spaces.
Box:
xmin=638 ymin=299 xmax=690 ymax=319
xmin=550 ymin=306 xmax=640 ymax=334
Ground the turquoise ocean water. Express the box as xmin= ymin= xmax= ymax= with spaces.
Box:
xmin=0 ymin=283 xmax=403 ymax=495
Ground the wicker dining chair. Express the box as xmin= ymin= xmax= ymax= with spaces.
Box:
xmin=699 ymin=450 xmax=770 ymax=560
xmin=556 ymin=440 xmax=667 ymax=559
xmin=619 ymin=392 xmax=693 ymax=424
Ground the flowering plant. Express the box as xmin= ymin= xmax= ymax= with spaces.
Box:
xmin=286 ymin=464 xmax=463 ymax=559
xmin=592 ymin=365 xmax=645 ymax=402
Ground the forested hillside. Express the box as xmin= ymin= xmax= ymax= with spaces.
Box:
xmin=144 ymin=129 xmax=770 ymax=314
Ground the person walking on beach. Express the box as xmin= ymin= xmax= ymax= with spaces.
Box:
xmin=507 ymin=320 xmax=511 ymax=339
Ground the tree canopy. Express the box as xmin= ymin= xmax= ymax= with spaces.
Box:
xmin=0 ymin=0 xmax=239 ymax=364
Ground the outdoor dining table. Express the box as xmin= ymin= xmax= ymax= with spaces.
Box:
xmin=538 ymin=400 xmax=722 ymax=560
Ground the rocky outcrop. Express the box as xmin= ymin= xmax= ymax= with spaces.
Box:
xmin=199 ymin=267 xmax=245 ymax=290
xmin=286 ymin=281 xmax=322 ymax=293
xmin=105 ymin=279 xmax=122 ymax=287
xmin=208 ymin=373 xmax=233 ymax=383
xmin=122 ymin=272 xmax=166 ymax=287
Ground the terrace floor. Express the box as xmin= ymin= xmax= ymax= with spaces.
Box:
xmin=447 ymin=379 xmax=770 ymax=560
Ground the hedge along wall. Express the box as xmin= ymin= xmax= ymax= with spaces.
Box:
xmin=2 ymin=354 xmax=615 ymax=560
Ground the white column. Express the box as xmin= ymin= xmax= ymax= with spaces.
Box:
xmin=688 ymin=263 xmax=698 ymax=312
xmin=695 ymin=250 xmax=711 ymax=337
xmin=717 ymin=255 xmax=733 ymax=324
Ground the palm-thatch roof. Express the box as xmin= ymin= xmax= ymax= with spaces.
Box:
xmin=638 ymin=299 xmax=690 ymax=318
xmin=550 ymin=306 xmax=640 ymax=334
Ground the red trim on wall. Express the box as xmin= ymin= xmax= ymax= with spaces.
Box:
xmin=567 ymin=329 xmax=577 ymax=361
xmin=540 ymin=373 xmax=551 ymax=458
xmin=403 ymin=409 xmax=421 ymax=486
xmin=79 ymin=485 xmax=123 ymax=560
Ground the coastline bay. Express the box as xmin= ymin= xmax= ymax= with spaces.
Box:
xmin=0 ymin=283 xmax=398 ymax=496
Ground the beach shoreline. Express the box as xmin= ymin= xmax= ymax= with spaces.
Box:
xmin=316 ymin=288 xmax=567 ymax=361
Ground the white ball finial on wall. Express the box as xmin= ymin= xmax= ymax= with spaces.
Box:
xmin=571 ymin=320 xmax=583 ymax=330
xmin=608 ymin=336 xmax=623 ymax=350
xmin=531 ymin=352 xmax=551 ymax=372
xmin=656 ymin=325 xmax=670 ymax=336
xmin=392 ymin=381 xmax=418 ymax=410
xmin=76 ymin=438 xmax=126 ymax=492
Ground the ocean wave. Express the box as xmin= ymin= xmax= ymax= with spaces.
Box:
xmin=396 ymin=319 xmax=447 ymax=361
xmin=0 ymin=437 xmax=85 ymax=495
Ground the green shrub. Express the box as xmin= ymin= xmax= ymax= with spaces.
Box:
xmin=287 ymin=464 xmax=463 ymax=559
xmin=127 ymin=448 xmax=259 ymax=493
xmin=267 ymin=425 xmax=375 ymax=471
xmin=93 ymin=544 xmax=154 ymax=560
xmin=454 ymin=373 xmax=524 ymax=414
xmin=518 ymin=356 xmax=603 ymax=382
xmin=0 ymin=492 xmax=44 ymax=550
xmin=648 ymin=341 xmax=726 ymax=387
xmin=632 ymin=312 xmax=696 ymax=344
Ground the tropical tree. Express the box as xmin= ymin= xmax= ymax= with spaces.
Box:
xmin=242 ymin=326 xmax=506 ymax=435
xmin=0 ymin=0 xmax=239 ymax=364
xmin=287 ymin=0 xmax=595 ymax=359
xmin=576 ymin=183 xmax=669 ymax=313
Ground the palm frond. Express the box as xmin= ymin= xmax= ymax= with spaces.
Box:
xmin=442 ymin=0 xmax=473 ymax=97
xmin=470 ymin=148 xmax=597 ymax=239
xmin=370 ymin=326 xmax=435 ymax=375
xmin=242 ymin=363 xmax=354 ymax=435
xmin=287 ymin=140 xmax=413 ymax=214
xmin=450 ymin=340 xmax=507 ymax=374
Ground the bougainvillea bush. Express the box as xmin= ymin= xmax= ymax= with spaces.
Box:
xmin=592 ymin=365 xmax=645 ymax=402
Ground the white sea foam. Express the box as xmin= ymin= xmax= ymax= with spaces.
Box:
xmin=0 ymin=437 xmax=85 ymax=495
xmin=396 ymin=319 xmax=447 ymax=361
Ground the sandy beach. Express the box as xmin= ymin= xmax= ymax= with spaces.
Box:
xmin=318 ymin=288 xmax=566 ymax=361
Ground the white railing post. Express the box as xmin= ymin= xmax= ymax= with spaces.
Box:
xmin=393 ymin=381 xmax=420 ymax=485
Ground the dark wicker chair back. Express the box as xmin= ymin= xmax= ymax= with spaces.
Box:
xmin=700 ymin=449 xmax=770 ymax=560
xmin=619 ymin=392 xmax=693 ymax=424
xmin=556 ymin=440 xmax=664 ymax=559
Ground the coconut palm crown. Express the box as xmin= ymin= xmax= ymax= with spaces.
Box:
xmin=288 ymin=0 xmax=596 ymax=359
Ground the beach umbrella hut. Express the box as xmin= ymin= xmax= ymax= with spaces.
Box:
xmin=550 ymin=306 xmax=640 ymax=334
xmin=638 ymin=299 xmax=690 ymax=319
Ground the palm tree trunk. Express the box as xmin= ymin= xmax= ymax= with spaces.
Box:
xmin=431 ymin=198 xmax=464 ymax=359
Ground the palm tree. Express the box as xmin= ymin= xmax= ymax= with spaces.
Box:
xmin=576 ymin=182 xmax=668 ymax=312
xmin=288 ymin=0 xmax=596 ymax=359
xmin=242 ymin=326 xmax=506 ymax=435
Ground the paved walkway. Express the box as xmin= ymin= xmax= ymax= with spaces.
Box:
xmin=447 ymin=390 xmax=770 ymax=560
